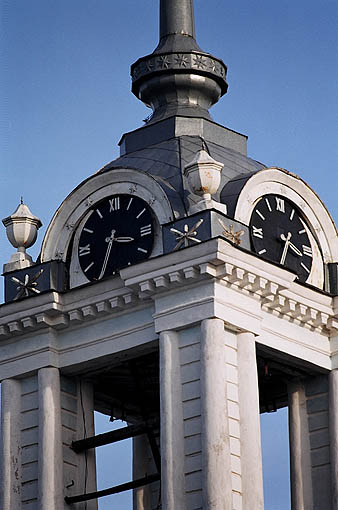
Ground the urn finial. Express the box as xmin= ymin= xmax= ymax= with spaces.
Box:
xmin=2 ymin=201 xmax=42 ymax=273
xmin=184 ymin=147 xmax=227 ymax=215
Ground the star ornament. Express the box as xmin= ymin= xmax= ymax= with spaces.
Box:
xmin=175 ymin=54 xmax=189 ymax=67
xmin=218 ymin=219 xmax=244 ymax=246
xmin=11 ymin=269 xmax=44 ymax=300
xmin=170 ymin=219 xmax=204 ymax=251
xmin=157 ymin=55 xmax=171 ymax=69
xmin=193 ymin=55 xmax=206 ymax=69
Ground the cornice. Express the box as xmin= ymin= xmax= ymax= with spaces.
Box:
xmin=0 ymin=239 xmax=336 ymax=342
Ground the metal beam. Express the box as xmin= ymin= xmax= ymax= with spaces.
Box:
xmin=64 ymin=473 xmax=160 ymax=504
xmin=71 ymin=420 xmax=159 ymax=453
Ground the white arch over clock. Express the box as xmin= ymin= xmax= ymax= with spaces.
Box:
xmin=234 ymin=167 xmax=338 ymax=265
xmin=40 ymin=167 xmax=174 ymax=264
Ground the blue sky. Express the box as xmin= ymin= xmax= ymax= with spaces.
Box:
xmin=1 ymin=1 xmax=337 ymax=508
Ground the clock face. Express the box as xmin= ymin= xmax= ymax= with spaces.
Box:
xmin=78 ymin=194 xmax=154 ymax=281
xmin=249 ymin=194 xmax=315 ymax=282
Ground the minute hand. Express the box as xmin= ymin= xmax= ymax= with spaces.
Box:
xmin=98 ymin=229 xmax=116 ymax=280
xmin=289 ymin=242 xmax=302 ymax=257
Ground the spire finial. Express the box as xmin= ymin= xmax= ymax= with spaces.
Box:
xmin=160 ymin=0 xmax=195 ymax=42
xmin=155 ymin=0 xmax=200 ymax=53
xmin=131 ymin=0 xmax=228 ymax=124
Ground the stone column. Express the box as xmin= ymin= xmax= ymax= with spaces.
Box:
xmin=0 ymin=379 xmax=21 ymax=510
xmin=237 ymin=332 xmax=264 ymax=509
xmin=133 ymin=435 xmax=152 ymax=510
xmin=329 ymin=369 xmax=338 ymax=510
xmin=288 ymin=381 xmax=313 ymax=510
xmin=77 ymin=380 xmax=98 ymax=510
xmin=38 ymin=367 xmax=64 ymax=510
xmin=159 ymin=330 xmax=186 ymax=510
xmin=200 ymin=318 xmax=232 ymax=510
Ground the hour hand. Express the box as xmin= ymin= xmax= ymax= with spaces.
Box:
xmin=279 ymin=232 xmax=292 ymax=265
xmin=115 ymin=236 xmax=134 ymax=243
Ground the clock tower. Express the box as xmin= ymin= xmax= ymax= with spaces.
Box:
xmin=1 ymin=1 xmax=338 ymax=510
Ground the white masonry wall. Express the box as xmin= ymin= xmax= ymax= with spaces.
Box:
xmin=224 ymin=330 xmax=242 ymax=510
xmin=289 ymin=374 xmax=332 ymax=510
xmin=0 ymin=372 xmax=96 ymax=510
xmin=21 ymin=375 xmax=39 ymax=509
xmin=164 ymin=323 xmax=248 ymax=510
xmin=61 ymin=376 xmax=97 ymax=510
xmin=305 ymin=375 xmax=331 ymax=509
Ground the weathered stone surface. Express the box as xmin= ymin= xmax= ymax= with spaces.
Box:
xmin=305 ymin=375 xmax=329 ymax=397
xmin=307 ymin=395 xmax=329 ymax=414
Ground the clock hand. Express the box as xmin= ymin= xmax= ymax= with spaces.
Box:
xmin=280 ymin=232 xmax=292 ymax=265
xmin=289 ymin=242 xmax=302 ymax=257
xmin=115 ymin=236 xmax=134 ymax=243
xmin=98 ymin=230 xmax=116 ymax=280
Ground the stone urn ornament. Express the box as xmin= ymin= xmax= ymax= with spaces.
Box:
xmin=184 ymin=147 xmax=227 ymax=214
xmin=2 ymin=200 xmax=42 ymax=273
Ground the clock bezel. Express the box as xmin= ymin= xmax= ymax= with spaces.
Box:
xmin=69 ymin=183 xmax=167 ymax=287
xmin=249 ymin=193 xmax=320 ymax=285
xmin=231 ymin=168 xmax=338 ymax=289
xmin=76 ymin=193 xmax=156 ymax=283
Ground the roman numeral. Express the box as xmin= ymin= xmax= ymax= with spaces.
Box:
xmin=126 ymin=197 xmax=133 ymax=211
xmin=290 ymin=209 xmax=295 ymax=221
xmin=136 ymin=208 xmax=146 ymax=219
xmin=140 ymin=224 xmax=152 ymax=237
xmin=302 ymin=245 xmax=313 ymax=257
xmin=265 ymin=198 xmax=272 ymax=212
xmin=137 ymin=247 xmax=148 ymax=253
xmin=275 ymin=197 xmax=285 ymax=213
xmin=252 ymin=226 xmax=264 ymax=239
xmin=298 ymin=229 xmax=306 ymax=234
xmin=84 ymin=262 xmax=94 ymax=273
xmin=96 ymin=209 xmax=103 ymax=219
xmin=79 ymin=244 xmax=91 ymax=256
xmin=83 ymin=228 xmax=93 ymax=234
xmin=301 ymin=262 xmax=310 ymax=274
xmin=255 ymin=209 xmax=265 ymax=221
xmin=109 ymin=197 xmax=120 ymax=212
xmin=258 ymin=249 xmax=267 ymax=255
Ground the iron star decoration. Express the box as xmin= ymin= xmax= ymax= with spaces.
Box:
xmin=11 ymin=268 xmax=44 ymax=300
xmin=217 ymin=219 xmax=244 ymax=246
xmin=170 ymin=219 xmax=204 ymax=250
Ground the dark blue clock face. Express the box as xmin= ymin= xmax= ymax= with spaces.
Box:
xmin=78 ymin=194 xmax=154 ymax=281
xmin=250 ymin=194 xmax=313 ymax=282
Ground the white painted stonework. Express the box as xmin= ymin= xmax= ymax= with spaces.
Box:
xmin=1 ymin=236 xmax=338 ymax=509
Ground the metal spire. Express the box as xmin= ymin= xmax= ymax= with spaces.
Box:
xmin=160 ymin=0 xmax=195 ymax=38
xmin=131 ymin=0 xmax=228 ymax=124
